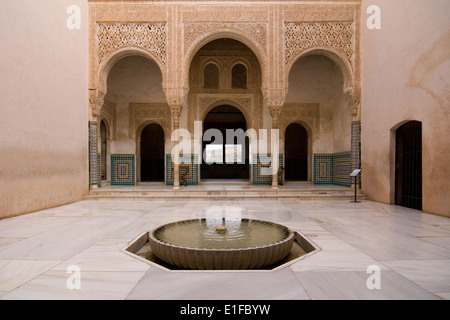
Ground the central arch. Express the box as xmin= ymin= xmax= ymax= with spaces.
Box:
xmin=201 ymin=105 xmax=249 ymax=180
xmin=189 ymin=37 xmax=262 ymax=183
xmin=185 ymin=31 xmax=267 ymax=90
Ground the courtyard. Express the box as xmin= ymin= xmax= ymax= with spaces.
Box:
xmin=1 ymin=198 xmax=449 ymax=300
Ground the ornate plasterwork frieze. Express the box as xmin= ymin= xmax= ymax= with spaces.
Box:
xmin=128 ymin=103 xmax=170 ymax=139
xmin=97 ymin=22 xmax=167 ymax=68
xmin=184 ymin=22 xmax=267 ymax=56
xmin=198 ymin=95 xmax=253 ymax=117
xmin=280 ymin=103 xmax=320 ymax=139
xmin=284 ymin=21 xmax=354 ymax=68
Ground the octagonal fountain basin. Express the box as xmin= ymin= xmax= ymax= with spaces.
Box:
xmin=147 ymin=218 xmax=295 ymax=270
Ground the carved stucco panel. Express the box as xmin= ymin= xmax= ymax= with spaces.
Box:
xmin=97 ymin=22 xmax=167 ymax=70
xmin=184 ymin=22 xmax=267 ymax=53
xmin=129 ymin=103 xmax=171 ymax=140
xmin=100 ymin=99 xmax=117 ymax=140
xmin=198 ymin=95 xmax=253 ymax=120
xmin=280 ymin=103 xmax=320 ymax=139
xmin=284 ymin=21 xmax=354 ymax=68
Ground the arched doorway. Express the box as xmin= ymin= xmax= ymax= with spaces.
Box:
xmin=202 ymin=105 xmax=249 ymax=179
xmin=285 ymin=123 xmax=308 ymax=181
xmin=140 ymin=123 xmax=165 ymax=181
xmin=395 ymin=121 xmax=422 ymax=210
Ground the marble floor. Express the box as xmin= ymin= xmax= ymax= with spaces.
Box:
xmin=0 ymin=198 xmax=449 ymax=300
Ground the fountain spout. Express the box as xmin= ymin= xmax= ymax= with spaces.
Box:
xmin=216 ymin=218 xmax=227 ymax=233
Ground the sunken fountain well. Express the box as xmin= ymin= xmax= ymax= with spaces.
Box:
xmin=147 ymin=218 xmax=296 ymax=270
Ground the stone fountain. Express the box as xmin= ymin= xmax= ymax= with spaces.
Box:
xmin=147 ymin=218 xmax=295 ymax=270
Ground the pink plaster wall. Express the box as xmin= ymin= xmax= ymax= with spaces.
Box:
xmin=0 ymin=0 xmax=89 ymax=218
xmin=361 ymin=0 xmax=450 ymax=217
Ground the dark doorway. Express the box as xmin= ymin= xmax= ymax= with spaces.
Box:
xmin=285 ymin=123 xmax=308 ymax=181
xmin=202 ymin=105 xmax=249 ymax=179
xmin=140 ymin=123 xmax=165 ymax=181
xmin=395 ymin=121 xmax=422 ymax=210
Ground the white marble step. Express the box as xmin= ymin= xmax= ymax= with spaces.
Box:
xmin=84 ymin=188 xmax=367 ymax=200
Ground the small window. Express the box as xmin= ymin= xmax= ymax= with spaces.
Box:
xmin=232 ymin=64 xmax=247 ymax=88
xmin=204 ymin=63 xmax=219 ymax=88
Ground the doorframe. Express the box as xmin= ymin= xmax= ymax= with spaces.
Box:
xmin=136 ymin=121 xmax=166 ymax=182
xmin=283 ymin=121 xmax=313 ymax=182
xmin=201 ymin=103 xmax=250 ymax=181
xmin=390 ymin=120 xmax=423 ymax=209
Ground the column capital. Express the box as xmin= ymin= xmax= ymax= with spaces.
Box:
xmin=344 ymin=87 xmax=361 ymax=117
xmin=165 ymin=87 xmax=188 ymax=107
xmin=169 ymin=105 xmax=183 ymax=119
xmin=344 ymin=89 xmax=360 ymax=106
xmin=263 ymin=88 xmax=287 ymax=109
xmin=89 ymin=89 xmax=105 ymax=119
xmin=268 ymin=105 xmax=283 ymax=119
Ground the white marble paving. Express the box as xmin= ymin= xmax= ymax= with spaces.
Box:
xmin=294 ymin=271 xmax=439 ymax=300
xmin=0 ymin=260 xmax=61 ymax=292
xmin=127 ymin=268 xmax=309 ymax=300
xmin=52 ymin=240 xmax=151 ymax=273
xmin=381 ymin=259 xmax=450 ymax=294
xmin=0 ymin=198 xmax=449 ymax=300
xmin=1 ymin=270 xmax=146 ymax=300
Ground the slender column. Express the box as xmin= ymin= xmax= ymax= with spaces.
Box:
xmin=264 ymin=87 xmax=286 ymax=190
xmin=345 ymin=87 xmax=361 ymax=189
xmin=170 ymin=105 xmax=182 ymax=190
xmin=165 ymin=86 xmax=187 ymax=190
xmin=268 ymin=106 xmax=282 ymax=190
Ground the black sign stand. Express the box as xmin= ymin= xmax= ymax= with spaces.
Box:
xmin=350 ymin=169 xmax=362 ymax=203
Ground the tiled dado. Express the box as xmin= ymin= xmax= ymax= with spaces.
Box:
xmin=165 ymin=154 xmax=199 ymax=185
xmin=333 ymin=152 xmax=352 ymax=186
xmin=313 ymin=152 xmax=352 ymax=186
xmin=104 ymin=152 xmax=352 ymax=186
xmin=313 ymin=154 xmax=333 ymax=184
xmin=351 ymin=121 xmax=361 ymax=186
xmin=111 ymin=154 xmax=136 ymax=185
xmin=89 ymin=121 xmax=98 ymax=186
xmin=252 ymin=154 xmax=284 ymax=185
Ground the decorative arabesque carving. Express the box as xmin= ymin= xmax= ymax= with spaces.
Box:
xmin=280 ymin=103 xmax=319 ymax=139
xmin=165 ymin=88 xmax=188 ymax=108
xmin=284 ymin=22 xmax=354 ymax=67
xmin=89 ymin=89 xmax=106 ymax=119
xmin=344 ymin=88 xmax=361 ymax=117
xmin=184 ymin=22 xmax=267 ymax=54
xmin=198 ymin=96 xmax=252 ymax=118
xmin=97 ymin=22 xmax=167 ymax=68
xmin=129 ymin=103 xmax=170 ymax=139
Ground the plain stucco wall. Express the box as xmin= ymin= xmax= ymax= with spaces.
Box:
xmin=361 ymin=0 xmax=450 ymax=217
xmin=0 ymin=0 xmax=89 ymax=218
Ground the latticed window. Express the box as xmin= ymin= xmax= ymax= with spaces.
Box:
xmin=232 ymin=64 xmax=247 ymax=88
xmin=203 ymin=63 xmax=219 ymax=88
